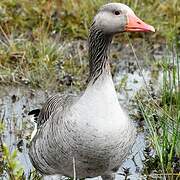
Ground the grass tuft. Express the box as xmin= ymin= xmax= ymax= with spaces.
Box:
xmin=137 ymin=46 xmax=180 ymax=178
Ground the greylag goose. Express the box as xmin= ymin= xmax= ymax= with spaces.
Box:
xmin=29 ymin=3 xmax=155 ymax=180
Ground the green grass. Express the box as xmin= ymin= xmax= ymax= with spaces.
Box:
xmin=0 ymin=33 xmax=88 ymax=90
xmin=0 ymin=0 xmax=179 ymax=39
xmin=0 ymin=0 xmax=180 ymax=88
xmin=136 ymin=47 xmax=180 ymax=178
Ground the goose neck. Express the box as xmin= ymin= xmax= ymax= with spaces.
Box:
xmin=88 ymin=25 xmax=112 ymax=83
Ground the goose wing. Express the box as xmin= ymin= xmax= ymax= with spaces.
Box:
xmin=29 ymin=93 xmax=77 ymax=128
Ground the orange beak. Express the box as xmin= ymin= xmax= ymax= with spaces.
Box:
xmin=125 ymin=14 xmax=155 ymax=32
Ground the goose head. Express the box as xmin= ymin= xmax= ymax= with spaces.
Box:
xmin=93 ymin=3 xmax=155 ymax=34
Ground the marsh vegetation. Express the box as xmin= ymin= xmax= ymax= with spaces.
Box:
xmin=0 ymin=0 xmax=179 ymax=179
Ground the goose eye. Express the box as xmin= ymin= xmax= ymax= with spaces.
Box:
xmin=114 ymin=11 xmax=121 ymax=15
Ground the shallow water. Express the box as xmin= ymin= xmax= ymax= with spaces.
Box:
xmin=0 ymin=42 xmax=165 ymax=179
